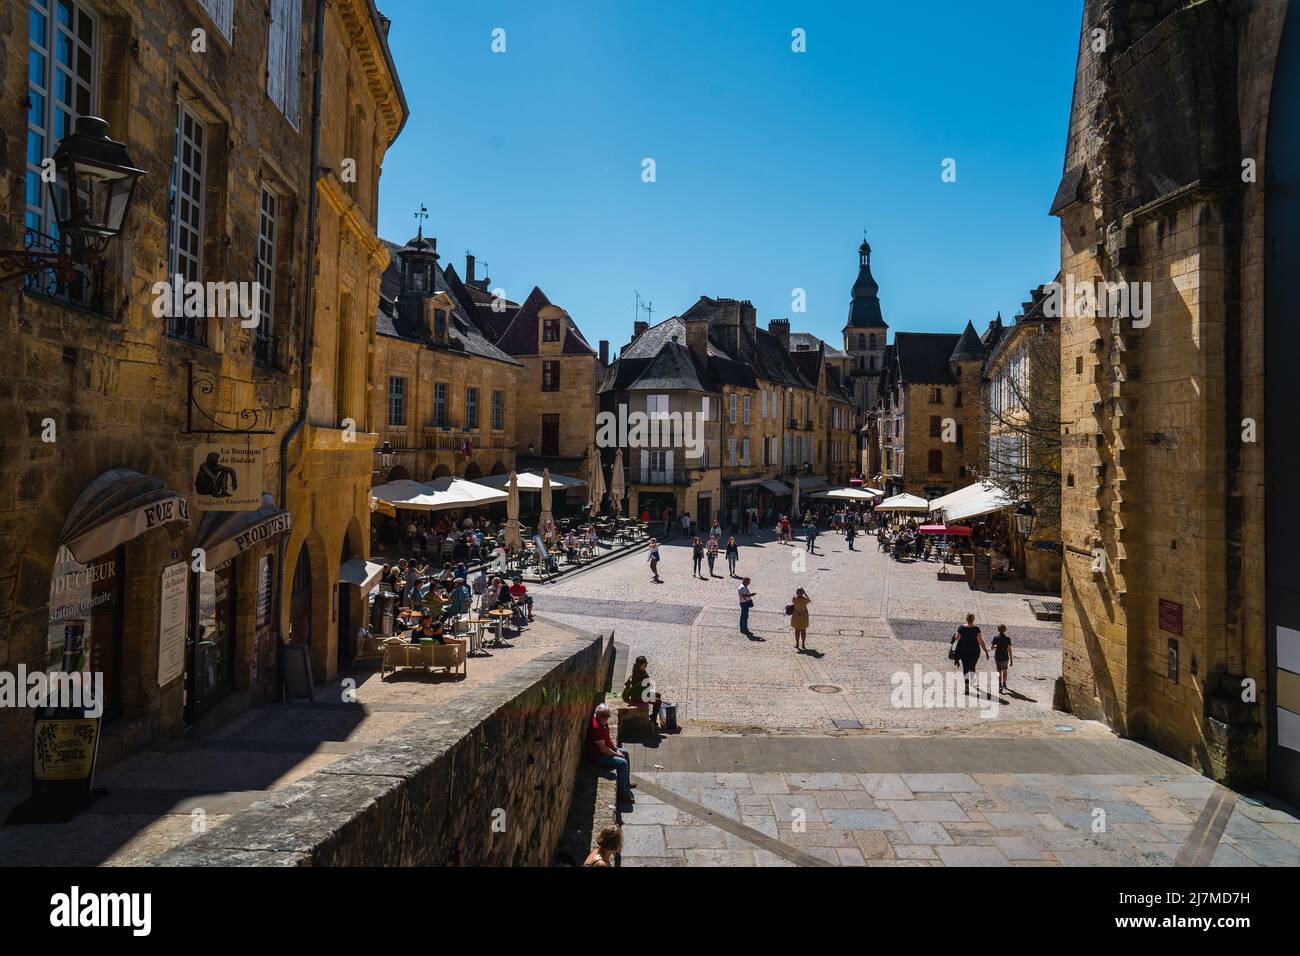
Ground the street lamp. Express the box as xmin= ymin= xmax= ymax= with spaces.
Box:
xmin=1 ymin=116 xmax=143 ymax=283
xmin=1014 ymin=501 xmax=1036 ymax=538
xmin=376 ymin=441 xmax=395 ymax=470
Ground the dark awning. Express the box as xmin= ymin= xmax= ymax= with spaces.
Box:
xmin=195 ymin=493 xmax=292 ymax=568
xmin=60 ymin=468 xmax=190 ymax=563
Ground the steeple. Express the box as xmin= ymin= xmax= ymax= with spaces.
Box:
xmin=398 ymin=205 xmax=440 ymax=294
xmin=845 ymin=235 xmax=886 ymax=330
xmin=949 ymin=320 xmax=985 ymax=363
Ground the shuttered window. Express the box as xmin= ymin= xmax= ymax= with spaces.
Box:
xmin=267 ymin=0 xmax=301 ymax=126
xmin=198 ymin=0 xmax=233 ymax=40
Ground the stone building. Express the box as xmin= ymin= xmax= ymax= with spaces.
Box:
xmin=371 ymin=233 xmax=521 ymax=487
xmin=1053 ymin=0 xmax=1295 ymax=801
xmin=981 ymin=285 xmax=1061 ymax=591
xmin=877 ymin=326 xmax=986 ymax=498
xmin=447 ymin=272 xmax=604 ymax=479
xmin=282 ymin=0 xmax=407 ymax=683
xmin=0 ymin=0 xmax=404 ymax=788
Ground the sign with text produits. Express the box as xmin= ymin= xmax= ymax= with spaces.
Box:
xmin=158 ymin=562 xmax=188 ymax=687
xmin=192 ymin=442 xmax=265 ymax=512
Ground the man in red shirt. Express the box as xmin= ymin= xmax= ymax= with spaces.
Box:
xmin=508 ymin=575 xmax=533 ymax=623
xmin=587 ymin=703 xmax=634 ymax=803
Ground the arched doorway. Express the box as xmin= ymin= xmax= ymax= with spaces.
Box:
xmin=290 ymin=541 xmax=312 ymax=646
xmin=385 ymin=465 xmax=411 ymax=482
xmin=464 ymin=462 xmax=483 ymax=480
xmin=490 ymin=460 xmax=506 ymax=476
xmin=431 ymin=464 xmax=451 ymax=479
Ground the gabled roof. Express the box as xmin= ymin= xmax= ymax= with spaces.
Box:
xmin=628 ymin=341 xmax=710 ymax=392
xmin=441 ymin=262 xmax=519 ymax=340
xmin=790 ymin=331 xmax=848 ymax=359
xmin=892 ymin=333 xmax=962 ymax=386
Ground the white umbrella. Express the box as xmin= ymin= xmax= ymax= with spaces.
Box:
xmin=874 ymin=492 xmax=930 ymax=512
xmin=816 ymin=486 xmax=883 ymax=501
xmin=474 ymin=470 xmax=586 ymax=491
xmin=370 ymin=478 xmax=443 ymax=511
xmin=587 ymin=447 xmax=606 ymax=515
xmin=504 ymin=472 xmax=522 ymax=552
xmin=539 ymin=468 xmax=554 ymax=534
xmin=610 ymin=449 xmax=625 ymax=517
xmin=792 ymin=475 xmax=801 ymax=516
xmin=371 ymin=476 xmax=506 ymax=512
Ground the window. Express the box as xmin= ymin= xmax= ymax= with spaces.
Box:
xmin=387 ymin=377 xmax=405 ymax=426
xmin=254 ymin=186 xmax=278 ymax=363
xmin=955 ymin=389 xmax=963 ymax=406
xmin=543 ymin=319 xmax=560 ymax=342
xmin=542 ymin=361 xmax=560 ymax=391
xmin=168 ymin=101 xmax=208 ymax=343
xmin=930 ymin=415 xmax=942 ymax=438
xmin=268 ymin=0 xmax=302 ymax=126
xmin=491 ymin=390 xmax=504 ymax=430
xmin=729 ymin=393 xmax=737 ymax=424
xmin=465 ymin=387 xmax=479 ymax=428
xmin=928 ymin=449 xmax=943 ymax=473
xmin=869 ymin=334 xmax=877 ymax=350
xmin=198 ymin=0 xmax=233 ymax=39
xmin=541 ymin=414 xmax=560 ymax=455
xmin=26 ymin=0 xmax=99 ymax=306
xmin=646 ymin=394 xmax=669 ymax=416
xmin=761 ymin=390 xmax=767 ymax=418
xmin=857 ymin=334 xmax=865 ymax=350
xmin=728 ymin=438 xmax=737 ymax=465
xmin=701 ymin=396 xmax=711 ymax=419
xmin=743 ymin=394 xmax=751 ymax=424
xmin=742 ymin=439 xmax=750 ymax=465
xmin=929 ymin=387 xmax=942 ymax=403
xmin=433 ymin=382 xmax=448 ymax=426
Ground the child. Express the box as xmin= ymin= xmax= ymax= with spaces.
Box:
xmin=990 ymin=624 xmax=1013 ymax=694
xmin=648 ymin=538 xmax=662 ymax=583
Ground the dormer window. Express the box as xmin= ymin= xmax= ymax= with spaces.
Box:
xmin=434 ymin=309 xmax=447 ymax=338
xmin=543 ymin=319 xmax=561 ymax=342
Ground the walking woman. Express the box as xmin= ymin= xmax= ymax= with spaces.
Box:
xmin=990 ymin=624 xmax=1013 ymax=694
xmin=789 ymin=587 xmax=811 ymax=652
xmin=725 ymin=535 xmax=740 ymax=577
xmin=648 ymin=538 xmax=662 ymax=583
xmin=949 ymin=612 xmax=989 ymax=697
xmin=692 ymin=536 xmax=705 ymax=579
xmin=706 ymin=535 xmax=719 ymax=577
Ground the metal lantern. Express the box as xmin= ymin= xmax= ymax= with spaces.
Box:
xmin=47 ymin=116 xmax=145 ymax=254
xmin=1014 ymin=501 xmax=1036 ymax=538
xmin=377 ymin=441 xmax=395 ymax=469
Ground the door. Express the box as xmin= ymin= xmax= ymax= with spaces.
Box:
xmin=290 ymin=542 xmax=312 ymax=645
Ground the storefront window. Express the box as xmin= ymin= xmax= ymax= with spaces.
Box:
xmin=189 ymin=560 xmax=235 ymax=714
xmin=45 ymin=545 xmax=123 ymax=721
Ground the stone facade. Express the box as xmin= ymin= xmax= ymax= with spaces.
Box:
xmin=1053 ymin=0 xmax=1285 ymax=789
xmin=0 ymin=0 xmax=405 ymax=788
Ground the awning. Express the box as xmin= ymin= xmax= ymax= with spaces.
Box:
xmin=339 ymin=558 xmax=384 ymax=594
xmin=60 ymin=468 xmax=191 ymax=563
xmin=919 ymin=523 xmax=973 ymax=536
xmin=474 ymin=470 xmax=586 ymax=491
xmin=725 ymin=477 xmax=765 ymax=488
xmin=760 ymin=480 xmax=792 ymax=495
xmin=815 ymin=486 xmax=881 ymax=501
xmin=798 ymin=477 xmax=831 ymax=493
xmin=195 ymin=493 xmax=292 ymax=568
xmin=875 ymin=492 xmax=931 ymax=512
xmin=927 ymin=480 xmax=1015 ymax=522
xmin=371 ymin=476 xmax=507 ymax=512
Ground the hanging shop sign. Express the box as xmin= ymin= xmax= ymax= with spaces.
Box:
xmin=192 ymin=441 xmax=266 ymax=512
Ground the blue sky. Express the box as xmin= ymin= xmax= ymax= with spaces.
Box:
xmin=376 ymin=0 xmax=1082 ymax=350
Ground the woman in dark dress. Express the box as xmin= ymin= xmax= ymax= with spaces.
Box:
xmin=950 ymin=612 xmax=989 ymax=697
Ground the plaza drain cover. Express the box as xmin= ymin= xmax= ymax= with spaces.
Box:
xmin=838 ymin=629 xmax=864 ymax=637
xmin=832 ymin=718 xmax=863 ymax=729
xmin=809 ymin=684 xmax=842 ymax=694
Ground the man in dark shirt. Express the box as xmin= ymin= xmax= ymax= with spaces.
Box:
xmin=587 ymin=703 xmax=634 ymax=803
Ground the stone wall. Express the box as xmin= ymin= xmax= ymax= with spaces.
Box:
xmin=154 ymin=632 xmax=615 ymax=867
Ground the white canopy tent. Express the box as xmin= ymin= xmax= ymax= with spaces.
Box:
xmin=927 ymin=480 xmax=1015 ymax=523
xmin=474 ymin=469 xmax=586 ymax=491
xmin=874 ymin=492 xmax=931 ymax=513
xmin=371 ymin=476 xmax=507 ymax=512
xmin=814 ymin=486 xmax=884 ymax=501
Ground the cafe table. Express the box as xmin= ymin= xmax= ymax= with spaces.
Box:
xmin=486 ymin=608 xmax=514 ymax=647
xmin=462 ymin=615 xmax=490 ymax=656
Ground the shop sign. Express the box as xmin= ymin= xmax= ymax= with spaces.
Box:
xmin=158 ymin=562 xmax=188 ymax=687
xmin=192 ymin=442 xmax=266 ymax=512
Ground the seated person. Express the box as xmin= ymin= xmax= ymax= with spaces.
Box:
xmin=453 ymin=561 xmax=468 ymax=582
xmin=621 ymin=655 xmax=662 ymax=727
xmin=508 ymin=576 xmax=534 ymax=623
xmin=438 ymin=562 xmax=455 ymax=584
xmin=411 ymin=616 xmax=446 ymax=645
xmin=583 ymin=826 xmax=623 ymax=868
xmin=564 ymin=530 xmax=579 ymax=560
xmin=586 ymin=704 xmax=633 ymax=804
xmin=443 ymin=578 xmax=472 ymax=621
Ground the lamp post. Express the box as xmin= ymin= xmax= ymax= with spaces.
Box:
xmin=376 ymin=441 xmax=395 ymax=473
xmin=1 ymin=116 xmax=144 ymax=283
xmin=1014 ymin=501 xmax=1036 ymax=538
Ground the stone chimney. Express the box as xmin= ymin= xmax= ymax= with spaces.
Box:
xmin=634 ymin=320 xmax=648 ymax=339
xmin=598 ymin=339 xmax=609 ymax=365
xmin=684 ymin=314 xmax=709 ymax=364
xmin=465 ymin=253 xmax=476 ymax=285
xmin=768 ymin=318 xmax=790 ymax=350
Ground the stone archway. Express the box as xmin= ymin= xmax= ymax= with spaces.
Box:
xmin=385 ymin=465 xmax=411 ymax=482
xmin=464 ymin=462 xmax=483 ymax=480
xmin=431 ymin=464 xmax=452 ymax=479
xmin=490 ymin=460 xmax=506 ymax=476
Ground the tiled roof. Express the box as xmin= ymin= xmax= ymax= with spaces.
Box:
xmin=949 ymin=320 xmax=985 ymax=362
xmin=790 ymin=332 xmax=847 ymax=358
xmin=891 ymin=332 xmax=962 ymax=385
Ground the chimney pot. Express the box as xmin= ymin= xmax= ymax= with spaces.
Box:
xmin=465 ymin=253 xmax=476 ymax=285
xmin=598 ymin=339 xmax=609 ymax=365
xmin=634 ymin=320 xmax=648 ymax=338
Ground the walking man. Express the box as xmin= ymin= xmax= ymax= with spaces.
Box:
xmin=738 ymin=576 xmax=757 ymax=637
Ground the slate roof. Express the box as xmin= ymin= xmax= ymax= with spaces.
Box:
xmin=949 ymin=320 xmax=986 ymax=363
xmin=891 ymin=333 xmax=962 ymax=386
xmin=790 ymin=332 xmax=847 ymax=359
xmin=983 ymin=278 xmax=1058 ymax=370
xmin=376 ymin=240 xmax=520 ymax=366
xmin=846 ymin=242 xmax=887 ymax=330
xmin=602 ymin=314 xmax=757 ymax=394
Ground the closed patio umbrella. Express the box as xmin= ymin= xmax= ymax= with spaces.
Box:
xmin=503 ymin=472 xmax=522 ymax=552
xmin=610 ymin=449 xmax=625 ymax=517
xmin=587 ymin=446 xmax=606 ymax=516
xmin=539 ymin=468 xmax=554 ymax=534
xmin=792 ymin=475 xmax=801 ymax=517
